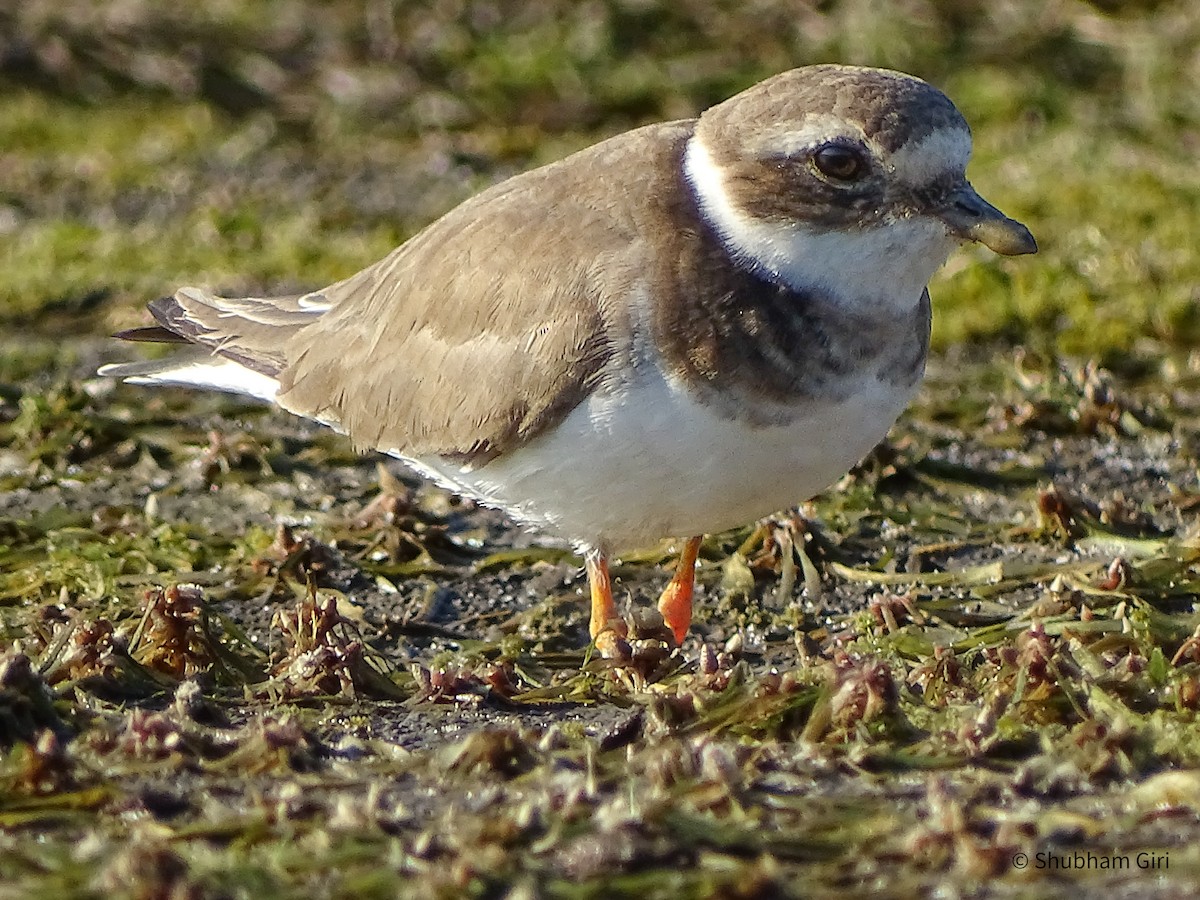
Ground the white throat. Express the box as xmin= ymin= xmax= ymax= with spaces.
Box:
xmin=683 ymin=136 xmax=959 ymax=314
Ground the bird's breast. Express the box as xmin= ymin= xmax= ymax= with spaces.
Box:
xmin=405 ymin=352 xmax=922 ymax=553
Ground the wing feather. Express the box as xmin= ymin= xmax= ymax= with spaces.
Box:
xmin=276 ymin=121 xmax=694 ymax=462
xmin=105 ymin=120 xmax=695 ymax=464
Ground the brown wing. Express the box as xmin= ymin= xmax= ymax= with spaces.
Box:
xmin=276 ymin=120 xmax=694 ymax=463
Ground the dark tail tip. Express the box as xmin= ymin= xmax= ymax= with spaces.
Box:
xmin=112 ymin=325 xmax=190 ymax=344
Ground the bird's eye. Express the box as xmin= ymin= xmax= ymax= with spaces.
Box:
xmin=813 ymin=145 xmax=864 ymax=181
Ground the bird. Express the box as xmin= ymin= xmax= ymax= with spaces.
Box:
xmin=101 ymin=64 xmax=1036 ymax=654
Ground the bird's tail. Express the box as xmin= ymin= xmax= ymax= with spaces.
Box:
xmin=99 ymin=286 xmax=328 ymax=402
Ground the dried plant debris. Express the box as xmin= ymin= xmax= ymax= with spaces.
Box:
xmin=0 ymin=652 xmax=67 ymax=746
xmin=131 ymin=584 xmax=215 ymax=679
xmin=268 ymin=591 xmax=406 ymax=700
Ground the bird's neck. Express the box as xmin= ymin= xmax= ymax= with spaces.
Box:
xmin=682 ymin=135 xmax=953 ymax=318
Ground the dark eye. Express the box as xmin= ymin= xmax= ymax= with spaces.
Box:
xmin=813 ymin=145 xmax=864 ymax=181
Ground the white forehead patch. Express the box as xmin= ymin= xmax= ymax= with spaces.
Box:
xmin=755 ymin=114 xmax=866 ymax=157
xmin=888 ymin=127 xmax=972 ymax=187
xmin=683 ymin=135 xmax=961 ymax=314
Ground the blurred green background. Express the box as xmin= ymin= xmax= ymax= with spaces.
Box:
xmin=2 ymin=0 xmax=1198 ymax=374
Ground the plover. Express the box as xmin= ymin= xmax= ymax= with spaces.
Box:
xmin=102 ymin=64 xmax=1036 ymax=651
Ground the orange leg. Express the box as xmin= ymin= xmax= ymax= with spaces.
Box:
xmin=586 ymin=549 xmax=623 ymax=640
xmin=658 ymin=536 xmax=702 ymax=646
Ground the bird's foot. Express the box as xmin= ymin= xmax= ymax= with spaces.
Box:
xmin=656 ymin=536 xmax=702 ymax=646
xmin=593 ymin=618 xmax=629 ymax=658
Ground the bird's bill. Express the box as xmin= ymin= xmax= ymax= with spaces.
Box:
xmin=936 ymin=183 xmax=1037 ymax=256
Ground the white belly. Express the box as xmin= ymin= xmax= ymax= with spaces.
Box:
xmin=402 ymin=364 xmax=918 ymax=553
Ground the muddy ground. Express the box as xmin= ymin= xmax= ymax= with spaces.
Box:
xmin=3 ymin=344 xmax=1200 ymax=899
